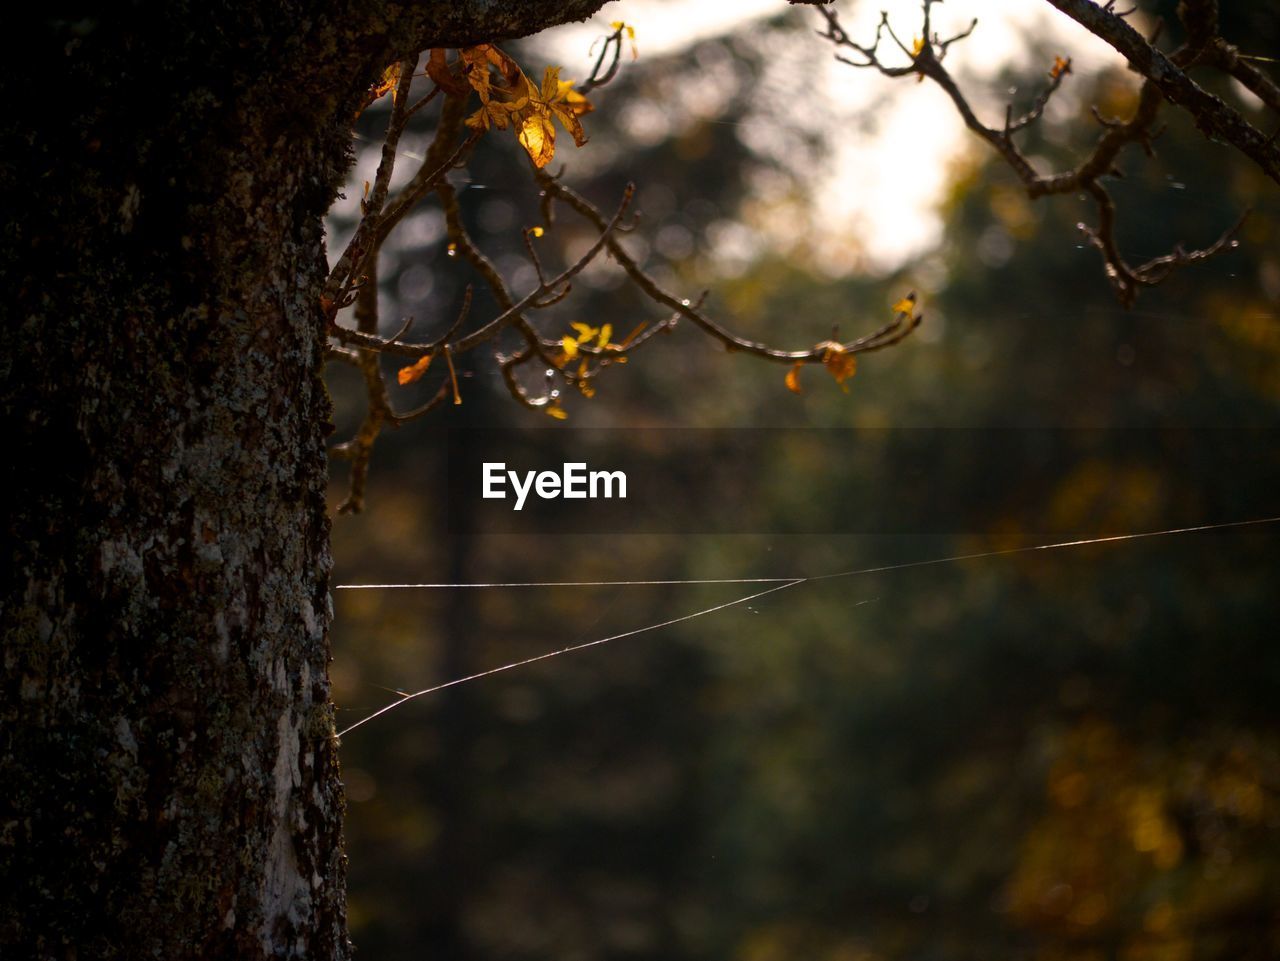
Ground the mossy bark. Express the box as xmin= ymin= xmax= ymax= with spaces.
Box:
xmin=0 ymin=3 xmax=603 ymax=958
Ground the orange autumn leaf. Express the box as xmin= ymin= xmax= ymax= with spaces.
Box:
xmin=457 ymin=46 xmax=593 ymax=168
xmin=371 ymin=63 xmax=399 ymax=103
xmin=426 ymin=48 xmax=470 ymax=96
xmin=513 ymin=67 xmax=593 ymax=167
xmin=397 ymin=354 xmax=433 ymax=385
xmin=784 ymin=363 xmax=804 ymax=395
xmin=465 ymin=93 xmax=525 ymax=133
xmin=461 ymin=45 xmax=528 ymax=134
xmin=545 ymin=402 xmax=569 ymax=420
xmin=460 ymin=44 xmax=520 ymax=87
xmin=821 ymin=344 xmax=857 ymax=391
xmin=1050 ymin=55 xmax=1072 ymax=80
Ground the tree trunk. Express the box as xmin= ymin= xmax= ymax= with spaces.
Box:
xmin=0 ymin=3 xmax=603 ymax=958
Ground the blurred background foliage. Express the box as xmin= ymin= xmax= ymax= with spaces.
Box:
xmin=325 ymin=2 xmax=1280 ymax=958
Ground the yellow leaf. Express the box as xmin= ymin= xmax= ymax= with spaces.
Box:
xmin=571 ymin=322 xmax=599 ymax=341
xmin=1050 ymin=55 xmax=1072 ymax=80
xmin=910 ymin=37 xmax=926 ymax=81
xmin=547 ymin=78 xmax=592 ymax=148
xmin=460 ymin=47 xmax=493 ymax=100
xmin=785 ymin=363 xmax=803 ymax=395
xmin=518 ymin=108 xmax=557 ymax=167
xmin=555 ymin=80 xmax=594 ymax=117
xmin=561 ymin=334 xmax=579 ymax=360
xmin=892 ymin=292 xmax=917 ymax=314
xmin=466 ymin=95 xmax=524 ymax=133
xmin=545 ymin=403 xmax=569 ymax=420
xmin=530 ymin=225 xmax=545 ymax=238
xmin=611 ymin=21 xmax=639 ymax=59
xmin=598 ymin=323 xmax=613 ymax=347
xmin=549 ymin=102 xmax=588 ymax=148
xmin=372 ymin=63 xmax=399 ymax=103
xmin=540 ymin=65 xmax=561 ymax=104
xmin=397 ymin=354 xmax=433 ymax=385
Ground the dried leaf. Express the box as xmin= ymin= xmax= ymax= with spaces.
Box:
xmin=372 ymin=63 xmax=399 ymax=103
xmin=461 ymin=47 xmax=493 ymax=99
xmin=611 ymin=21 xmax=639 ymax=59
xmin=427 ymin=48 xmax=470 ymax=96
xmin=546 ymin=72 xmax=592 ymax=148
xmin=518 ymin=108 xmax=557 ymax=167
xmin=466 ymin=96 xmax=524 ymax=133
xmin=397 ymin=354 xmax=433 ymax=385
xmin=821 ymin=344 xmax=857 ymax=391
xmin=1050 ymin=55 xmax=1072 ymax=80
xmin=785 ymin=363 xmax=804 ymax=395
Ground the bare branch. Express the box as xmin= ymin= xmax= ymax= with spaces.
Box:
xmin=814 ymin=1 xmax=1255 ymax=306
xmin=1041 ymin=0 xmax=1279 ymax=184
xmin=535 ymin=171 xmax=921 ymax=362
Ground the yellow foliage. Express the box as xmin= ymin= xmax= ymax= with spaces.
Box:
xmin=611 ymin=21 xmax=639 ymax=60
xmin=458 ymin=47 xmax=594 ymax=168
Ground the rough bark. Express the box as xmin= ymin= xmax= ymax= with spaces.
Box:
xmin=0 ymin=3 xmax=604 ymax=959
